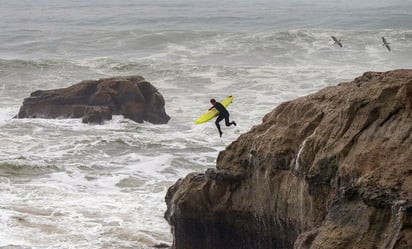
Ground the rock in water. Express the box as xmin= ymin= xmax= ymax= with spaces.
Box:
xmin=165 ymin=69 xmax=412 ymax=249
xmin=16 ymin=75 xmax=170 ymax=124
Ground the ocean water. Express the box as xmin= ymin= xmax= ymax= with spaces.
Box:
xmin=0 ymin=0 xmax=411 ymax=248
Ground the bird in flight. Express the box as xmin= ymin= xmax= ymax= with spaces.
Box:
xmin=382 ymin=36 xmax=391 ymax=51
xmin=331 ymin=36 xmax=343 ymax=48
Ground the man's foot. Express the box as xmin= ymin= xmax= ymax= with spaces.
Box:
xmin=232 ymin=121 xmax=237 ymax=126
xmin=219 ymin=131 xmax=223 ymax=137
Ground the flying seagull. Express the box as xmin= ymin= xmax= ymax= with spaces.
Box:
xmin=382 ymin=36 xmax=391 ymax=51
xmin=331 ymin=35 xmax=343 ymax=48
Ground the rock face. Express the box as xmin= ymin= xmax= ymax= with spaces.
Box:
xmin=165 ymin=69 xmax=412 ymax=249
xmin=16 ymin=76 xmax=170 ymax=124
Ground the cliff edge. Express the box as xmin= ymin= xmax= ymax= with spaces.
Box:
xmin=165 ymin=69 xmax=412 ymax=249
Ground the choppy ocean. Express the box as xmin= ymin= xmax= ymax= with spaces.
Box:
xmin=0 ymin=0 xmax=411 ymax=248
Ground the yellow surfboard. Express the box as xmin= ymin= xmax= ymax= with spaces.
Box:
xmin=195 ymin=95 xmax=234 ymax=124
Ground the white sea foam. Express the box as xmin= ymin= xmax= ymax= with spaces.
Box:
xmin=0 ymin=1 xmax=411 ymax=248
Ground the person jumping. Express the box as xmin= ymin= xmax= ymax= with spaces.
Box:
xmin=209 ymin=98 xmax=236 ymax=137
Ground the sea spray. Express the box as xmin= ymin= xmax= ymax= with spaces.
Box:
xmin=1 ymin=1 xmax=411 ymax=248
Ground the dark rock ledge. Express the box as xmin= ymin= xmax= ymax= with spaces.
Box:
xmin=165 ymin=69 xmax=412 ymax=249
xmin=16 ymin=75 xmax=170 ymax=124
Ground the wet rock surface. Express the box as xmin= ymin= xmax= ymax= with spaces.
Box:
xmin=165 ymin=69 xmax=412 ymax=249
xmin=16 ymin=75 xmax=170 ymax=124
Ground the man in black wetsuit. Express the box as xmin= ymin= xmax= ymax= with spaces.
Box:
xmin=209 ymin=98 xmax=236 ymax=137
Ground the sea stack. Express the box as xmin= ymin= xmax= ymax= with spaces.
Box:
xmin=16 ymin=75 xmax=170 ymax=124
xmin=165 ymin=69 xmax=412 ymax=249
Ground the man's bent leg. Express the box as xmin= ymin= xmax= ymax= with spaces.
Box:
xmin=224 ymin=115 xmax=236 ymax=127
xmin=224 ymin=116 xmax=231 ymax=126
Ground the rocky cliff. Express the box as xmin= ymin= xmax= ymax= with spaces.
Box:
xmin=16 ymin=75 xmax=170 ymax=124
xmin=165 ymin=69 xmax=412 ymax=249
